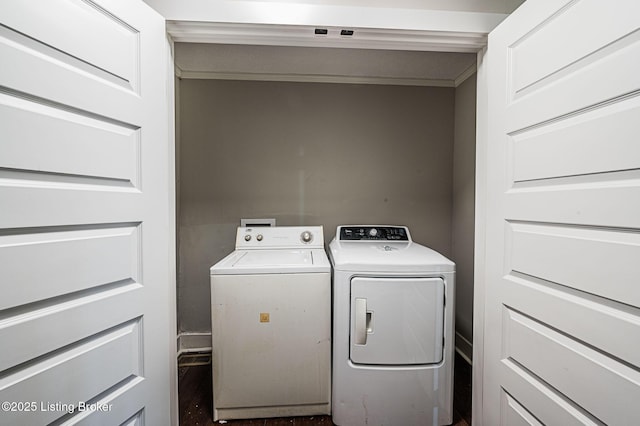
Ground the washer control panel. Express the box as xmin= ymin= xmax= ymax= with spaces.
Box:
xmin=236 ymin=226 xmax=324 ymax=249
xmin=339 ymin=226 xmax=410 ymax=241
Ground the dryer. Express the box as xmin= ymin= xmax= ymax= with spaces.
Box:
xmin=329 ymin=225 xmax=455 ymax=426
xmin=210 ymin=226 xmax=331 ymax=421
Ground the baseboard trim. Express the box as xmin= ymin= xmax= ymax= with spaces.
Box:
xmin=178 ymin=331 xmax=472 ymax=365
xmin=455 ymin=331 xmax=473 ymax=365
xmin=177 ymin=332 xmax=212 ymax=356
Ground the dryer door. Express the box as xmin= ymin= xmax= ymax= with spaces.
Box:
xmin=350 ymin=277 xmax=444 ymax=365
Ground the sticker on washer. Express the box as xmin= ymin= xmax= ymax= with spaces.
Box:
xmin=260 ymin=313 xmax=270 ymax=323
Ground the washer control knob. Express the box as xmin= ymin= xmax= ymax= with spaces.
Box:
xmin=301 ymin=231 xmax=313 ymax=243
xmin=244 ymin=234 xmax=251 ymax=241
xmin=369 ymin=228 xmax=378 ymax=237
xmin=256 ymin=234 xmax=263 ymax=241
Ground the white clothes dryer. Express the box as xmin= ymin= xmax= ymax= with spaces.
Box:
xmin=329 ymin=225 xmax=455 ymax=426
xmin=210 ymin=226 xmax=331 ymax=421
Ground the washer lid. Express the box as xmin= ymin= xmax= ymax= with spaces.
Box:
xmin=329 ymin=239 xmax=454 ymax=273
xmin=211 ymin=248 xmax=330 ymax=275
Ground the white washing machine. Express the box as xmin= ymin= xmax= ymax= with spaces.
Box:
xmin=329 ymin=225 xmax=455 ymax=426
xmin=210 ymin=226 xmax=331 ymax=421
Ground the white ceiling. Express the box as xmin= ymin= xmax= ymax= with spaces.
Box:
xmin=160 ymin=0 xmax=522 ymax=86
xmin=175 ymin=43 xmax=477 ymax=87
xmin=234 ymin=0 xmax=524 ymax=14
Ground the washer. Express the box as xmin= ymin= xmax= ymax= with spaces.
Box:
xmin=210 ymin=226 xmax=331 ymax=421
xmin=329 ymin=225 xmax=455 ymax=426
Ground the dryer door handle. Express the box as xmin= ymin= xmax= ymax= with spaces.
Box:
xmin=354 ymin=298 xmax=368 ymax=345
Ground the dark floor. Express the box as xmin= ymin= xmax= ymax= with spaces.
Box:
xmin=179 ymin=352 xmax=472 ymax=426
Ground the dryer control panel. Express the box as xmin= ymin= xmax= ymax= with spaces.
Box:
xmin=339 ymin=226 xmax=410 ymax=241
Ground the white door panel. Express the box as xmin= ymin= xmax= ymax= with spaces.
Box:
xmin=501 ymin=361 xmax=601 ymax=426
xmin=506 ymin=1 xmax=640 ymax=132
xmin=501 ymin=392 xmax=545 ymax=426
xmin=0 ymin=92 xmax=139 ymax=184
xmin=59 ymin=377 xmax=146 ymax=426
xmin=505 ymin=183 xmax=640 ymax=229
xmin=1 ymin=226 xmax=140 ymax=310
xmin=504 ymin=309 xmax=640 ymax=425
xmin=0 ymin=282 xmax=143 ymax=373
xmin=0 ymin=0 xmax=139 ymax=86
xmin=0 ymin=322 xmax=142 ymax=425
xmin=503 ymin=273 xmax=640 ymax=368
xmin=481 ymin=0 xmax=640 ymax=424
xmin=511 ymin=98 xmax=640 ymax=182
xmin=507 ymin=222 xmax=640 ymax=307
xmin=0 ymin=1 xmax=173 ymax=425
xmin=509 ymin=1 xmax=639 ymax=93
xmin=0 ymin=15 xmax=139 ymax=124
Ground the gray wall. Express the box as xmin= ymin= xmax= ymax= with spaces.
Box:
xmin=178 ymin=79 xmax=455 ymax=333
xmin=452 ymin=74 xmax=476 ymax=361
